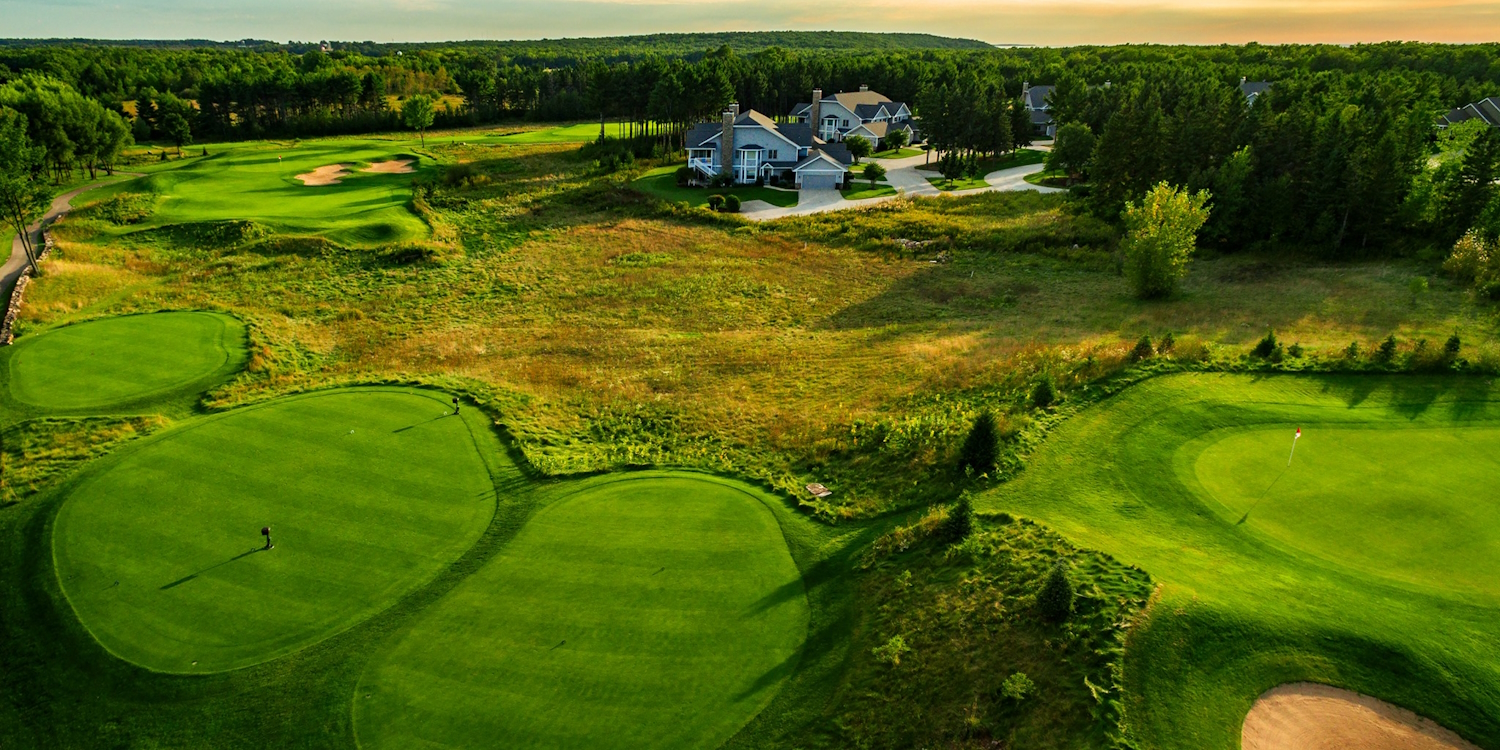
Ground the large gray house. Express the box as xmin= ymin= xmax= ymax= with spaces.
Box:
xmin=789 ymin=86 xmax=917 ymax=148
xmin=1022 ymin=82 xmax=1057 ymax=138
xmin=684 ymin=104 xmax=854 ymax=189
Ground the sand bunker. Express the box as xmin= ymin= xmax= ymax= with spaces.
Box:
xmin=1243 ymin=683 xmax=1480 ymax=750
xmin=362 ymin=158 xmax=415 ymax=174
xmin=296 ymin=164 xmax=351 ymax=186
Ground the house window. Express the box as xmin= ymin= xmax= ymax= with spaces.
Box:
xmin=769 ymin=149 xmax=778 ymax=159
xmin=842 ymin=119 xmax=849 ymax=126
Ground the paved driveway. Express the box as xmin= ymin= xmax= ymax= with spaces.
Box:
xmin=740 ymin=160 xmax=1063 ymax=222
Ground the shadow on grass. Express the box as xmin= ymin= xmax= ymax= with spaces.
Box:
xmin=160 ymin=547 xmax=264 ymax=590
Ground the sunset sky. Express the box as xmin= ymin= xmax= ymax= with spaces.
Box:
xmin=1 ymin=0 xmax=1496 ymax=45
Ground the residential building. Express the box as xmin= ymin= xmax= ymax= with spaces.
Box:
xmin=1240 ymin=78 xmax=1273 ymax=105
xmin=1022 ymin=81 xmax=1057 ymax=138
xmin=789 ymin=86 xmax=916 ymax=148
xmin=1440 ymin=97 xmax=1500 ymax=129
xmin=683 ymin=103 xmax=853 ymax=190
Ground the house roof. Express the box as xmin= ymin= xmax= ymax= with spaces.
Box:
xmin=791 ymin=91 xmax=910 ymax=120
xmin=1026 ymin=85 xmax=1055 ymax=110
xmin=1030 ymin=110 xmax=1055 ymax=126
xmin=849 ymin=121 xmax=890 ymax=138
xmin=1241 ymin=81 xmax=1273 ymax=99
xmin=829 ymin=90 xmax=892 ymax=110
xmin=685 ymin=110 xmax=823 ymax=150
xmin=1439 ymin=97 xmax=1500 ymax=127
xmin=793 ymin=148 xmax=850 ymax=172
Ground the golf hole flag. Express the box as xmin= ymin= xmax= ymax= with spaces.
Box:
xmin=1288 ymin=428 xmax=1301 ymax=466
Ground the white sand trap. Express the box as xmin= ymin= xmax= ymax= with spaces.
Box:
xmin=1243 ymin=683 xmax=1480 ymax=750
xmin=362 ymin=158 xmax=415 ymax=174
xmin=296 ymin=164 xmax=351 ymax=186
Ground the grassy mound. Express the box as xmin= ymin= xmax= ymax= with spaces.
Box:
xmin=52 ymin=388 xmax=498 ymax=673
xmin=4 ymin=312 xmax=246 ymax=413
xmin=983 ymin=373 xmax=1500 ymax=748
xmin=356 ymin=473 xmax=809 ymax=750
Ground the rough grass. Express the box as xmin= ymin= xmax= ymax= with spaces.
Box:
xmin=0 ymin=417 xmax=166 ymax=505
xmin=26 ymin=142 xmax=1500 ymax=521
xmin=983 ymin=373 xmax=1500 ymax=749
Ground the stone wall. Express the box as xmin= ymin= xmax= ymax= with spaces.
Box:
xmin=0 ymin=229 xmax=55 ymax=346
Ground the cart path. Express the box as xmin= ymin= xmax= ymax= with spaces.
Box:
xmin=2 ymin=172 xmax=144 ymax=307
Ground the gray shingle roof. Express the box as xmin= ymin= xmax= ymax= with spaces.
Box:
xmin=1026 ymin=85 xmax=1055 ymax=110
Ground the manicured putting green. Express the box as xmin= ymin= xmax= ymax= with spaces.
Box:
xmin=7 ymin=312 xmax=244 ymax=411
xmin=985 ymin=374 xmax=1500 ymax=748
xmin=53 ymin=389 xmax=496 ymax=673
xmin=1194 ymin=425 xmax=1500 ymax=597
xmin=356 ymin=474 xmax=809 ymax=750
xmin=129 ymin=140 xmax=428 ymax=246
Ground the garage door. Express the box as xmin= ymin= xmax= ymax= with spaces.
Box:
xmin=799 ymin=172 xmax=842 ymax=191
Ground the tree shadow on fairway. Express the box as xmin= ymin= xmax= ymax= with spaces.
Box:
xmin=159 ymin=547 xmax=264 ymax=590
xmin=732 ymin=644 xmax=802 ymax=702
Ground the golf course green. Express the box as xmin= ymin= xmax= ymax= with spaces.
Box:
xmin=116 ymin=140 xmax=428 ymax=246
xmin=5 ymin=311 xmax=246 ymax=412
xmin=355 ymin=473 xmax=809 ymax=750
xmin=53 ymin=388 xmax=499 ymax=673
xmin=983 ymin=373 xmax=1500 ymax=748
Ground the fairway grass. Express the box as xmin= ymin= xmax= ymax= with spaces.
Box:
xmin=4 ymin=312 xmax=246 ymax=413
xmin=356 ymin=473 xmax=809 ymax=750
xmin=53 ymin=388 xmax=499 ymax=673
xmin=105 ymin=140 xmax=429 ymax=247
xmin=983 ymin=373 xmax=1500 ymax=748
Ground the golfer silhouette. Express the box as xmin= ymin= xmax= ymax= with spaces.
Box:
xmin=261 ymin=526 xmax=274 ymax=550
xmin=451 ymin=397 xmax=460 ymax=415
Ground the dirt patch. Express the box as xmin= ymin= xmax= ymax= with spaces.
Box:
xmin=1243 ymin=683 xmax=1480 ymax=750
xmin=362 ymin=159 xmax=415 ymax=174
xmin=296 ymin=164 xmax=351 ymax=186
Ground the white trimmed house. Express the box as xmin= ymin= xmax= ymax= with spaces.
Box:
xmin=684 ymin=103 xmax=854 ymax=189
xmin=789 ymin=86 xmax=917 ymax=148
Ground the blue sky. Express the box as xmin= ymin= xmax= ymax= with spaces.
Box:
xmin=1 ymin=0 xmax=1496 ymax=45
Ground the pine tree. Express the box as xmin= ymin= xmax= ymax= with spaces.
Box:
xmin=1037 ymin=562 xmax=1074 ymax=622
xmin=937 ymin=495 xmax=974 ymax=544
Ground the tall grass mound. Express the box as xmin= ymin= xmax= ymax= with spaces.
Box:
xmin=52 ymin=388 xmax=499 ymax=673
xmin=356 ymin=473 xmax=809 ymax=750
xmin=3 ymin=312 xmax=246 ymax=412
xmin=986 ymin=373 xmax=1500 ymax=748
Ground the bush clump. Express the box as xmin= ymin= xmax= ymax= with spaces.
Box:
xmin=1251 ymin=330 xmax=1278 ymax=359
xmin=722 ymin=194 xmax=741 ymax=213
xmin=872 ymin=634 xmax=911 ymax=667
xmin=1445 ymin=332 xmax=1462 ymax=358
xmin=1037 ymin=561 xmax=1074 ymax=622
xmin=1130 ymin=334 xmax=1154 ymax=362
xmin=1031 ymin=376 xmax=1057 ymax=409
xmin=959 ymin=412 xmax=999 ymax=475
xmin=706 ymin=194 xmax=725 ymax=211
xmin=1158 ymin=331 xmax=1175 ymax=353
xmin=936 ymin=495 xmax=974 ymax=545
xmin=1000 ymin=672 xmax=1035 ymax=701
xmin=1376 ymin=334 xmax=1398 ymax=363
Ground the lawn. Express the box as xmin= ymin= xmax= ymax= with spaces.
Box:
xmin=982 ymin=373 xmax=1500 ymax=748
xmin=4 ymin=312 xmax=246 ymax=414
xmin=633 ymin=166 xmax=800 ymax=208
xmin=1024 ymin=169 xmax=1070 ymax=188
xmin=926 ymin=174 xmax=991 ymax=191
xmin=487 ymin=121 xmax=667 ymax=144
xmin=356 ymin=472 xmax=809 ymax=749
xmin=88 ymin=139 xmax=431 ymax=247
xmin=842 ymin=183 xmax=898 ymax=200
xmin=871 ymin=147 xmax=923 ymax=159
xmin=52 ymin=388 xmax=499 ymax=672
xmin=918 ymin=148 xmax=1049 ymax=187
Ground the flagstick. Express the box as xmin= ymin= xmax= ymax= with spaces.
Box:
xmin=1288 ymin=432 xmax=1300 ymax=466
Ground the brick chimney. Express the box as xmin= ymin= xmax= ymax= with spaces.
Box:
xmin=809 ymin=88 xmax=822 ymax=140
xmin=730 ymin=101 xmax=740 ymax=118
xmin=721 ymin=108 xmax=735 ymax=179
xmin=859 ymin=84 xmax=868 ymax=92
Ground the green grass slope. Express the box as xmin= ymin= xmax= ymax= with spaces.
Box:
xmin=52 ymin=388 xmax=497 ymax=673
xmin=982 ymin=373 xmax=1500 ymax=749
xmin=356 ymin=472 xmax=810 ymax=750
xmin=107 ymin=140 xmax=429 ymax=247
xmin=4 ymin=312 xmax=245 ymax=414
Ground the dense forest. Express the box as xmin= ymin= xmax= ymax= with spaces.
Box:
xmin=1 ymin=35 xmax=1498 ymax=258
